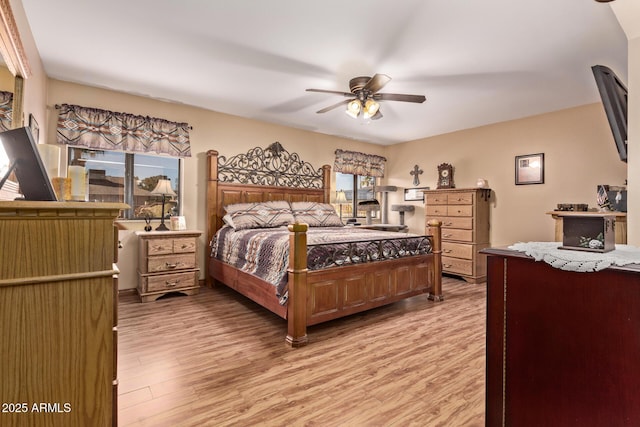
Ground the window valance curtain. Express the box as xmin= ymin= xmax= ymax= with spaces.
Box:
xmin=334 ymin=149 xmax=386 ymax=177
xmin=56 ymin=103 xmax=191 ymax=157
xmin=0 ymin=91 xmax=13 ymax=132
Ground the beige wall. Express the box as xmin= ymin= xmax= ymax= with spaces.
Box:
xmin=611 ymin=1 xmax=639 ymax=243
xmin=385 ymin=104 xmax=627 ymax=246
xmin=10 ymin=0 xmax=47 ymax=142
xmin=627 ymin=36 xmax=639 ymax=243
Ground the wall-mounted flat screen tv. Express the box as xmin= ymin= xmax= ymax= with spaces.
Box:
xmin=0 ymin=126 xmax=57 ymax=200
xmin=591 ymin=65 xmax=627 ymax=163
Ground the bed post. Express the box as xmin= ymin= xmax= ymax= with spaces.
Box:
xmin=321 ymin=164 xmax=331 ymax=203
xmin=427 ymin=219 xmax=443 ymax=301
xmin=206 ymin=150 xmax=219 ymax=287
xmin=286 ymin=222 xmax=309 ymax=347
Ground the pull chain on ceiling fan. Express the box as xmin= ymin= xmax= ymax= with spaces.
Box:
xmin=306 ymin=74 xmax=426 ymax=120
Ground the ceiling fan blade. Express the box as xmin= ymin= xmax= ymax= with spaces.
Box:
xmin=375 ymin=93 xmax=426 ymax=103
xmin=316 ymin=99 xmax=352 ymax=114
xmin=370 ymin=110 xmax=383 ymax=120
xmin=306 ymin=88 xmax=353 ymax=97
xmin=363 ymin=74 xmax=391 ymax=94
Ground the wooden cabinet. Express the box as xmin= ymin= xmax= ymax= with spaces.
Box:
xmin=424 ymin=188 xmax=491 ymax=283
xmin=483 ymin=247 xmax=640 ymax=426
xmin=136 ymin=230 xmax=201 ymax=302
xmin=0 ymin=201 xmax=126 ymax=427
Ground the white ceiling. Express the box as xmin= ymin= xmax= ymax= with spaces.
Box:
xmin=21 ymin=0 xmax=627 ymax=145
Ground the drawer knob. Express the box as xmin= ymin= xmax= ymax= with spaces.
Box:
xmin=443 ymin=249 xmax=452 ymax=253
xmin=165 ymin=262 xmax=178 ymax=269
xmin=443 ymin=234 xmax=453 ymax=238
xmin=444 ymin=222 xmax=453 ymax=226
xmin=181 ymin=244 xmax=189 ymax=249
xmin=443 ymin=264 xmax=452 ymax=268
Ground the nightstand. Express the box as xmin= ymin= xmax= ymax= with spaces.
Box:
xmin=136 ymin=230 xmax=201 ymax=302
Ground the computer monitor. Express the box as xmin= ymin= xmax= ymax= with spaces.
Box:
xmin=0 ymin=126 xmax=57 ymax=201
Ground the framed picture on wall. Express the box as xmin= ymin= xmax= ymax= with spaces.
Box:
xmin=28 ymin=114 xmax=39 ymax=143
xmin=404 ymin=187 xmax=429 ymax=201
xmin=515 ymin=153 xmax=544 ymax=185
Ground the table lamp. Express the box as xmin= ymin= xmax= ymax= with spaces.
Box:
xmin=150 ymin=179 xmax=176 ymax=231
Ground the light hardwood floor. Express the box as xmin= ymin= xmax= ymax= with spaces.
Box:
xmin=118 ymin=276 xmax=486 ymax=426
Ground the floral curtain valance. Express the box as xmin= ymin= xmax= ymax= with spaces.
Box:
xmin=56 ymin=103 xmax=191 ymax=157
xmin=0 ymin=91 xmax=13 ymax=132
xmin=334 ymin=149 xmax=386 ymax=177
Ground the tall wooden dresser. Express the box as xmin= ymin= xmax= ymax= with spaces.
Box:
xmin=424 ymin=188 xmax=491 ymax=283
xmin=0 ymin=201 xmax=126 ymax=427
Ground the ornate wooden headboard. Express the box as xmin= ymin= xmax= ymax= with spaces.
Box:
xmin=206 ymin=142 xmax=331 ymax=246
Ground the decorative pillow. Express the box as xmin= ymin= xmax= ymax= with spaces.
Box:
xmin=291 ymin=202 xmax=344 ymax=227
xmin=222 ymin=213 xmax=235 ymax=229
xmin=224 ymin=201 xmax=294 ymax=230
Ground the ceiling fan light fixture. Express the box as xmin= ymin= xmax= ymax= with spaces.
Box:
xmin=346 ymin=99 xmax=361 ymax=118
xmin=363 ymin=99 xmax=380 ymax=119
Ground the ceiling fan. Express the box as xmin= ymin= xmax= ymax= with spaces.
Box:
xmin=306 ymin=74 xmax=426 ymax=120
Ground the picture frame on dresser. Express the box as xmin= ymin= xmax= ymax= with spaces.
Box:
xmin=404 ymin=187 xmax=429 ymax=201
xmin=515 ymin=153 xmax=544 ymax=185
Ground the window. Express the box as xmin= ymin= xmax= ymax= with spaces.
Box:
xmin=68 ymin=147 xmax=180 ymax=219
xmin=335 ymin=172 xmax=375 ymax=218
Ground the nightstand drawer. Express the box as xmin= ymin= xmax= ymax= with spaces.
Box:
xmin=147 ymin=253 xmax=196 ymax=273
xmin=442 ymin=256 xmax=473 ymax=275
xmin=143 ymin=271 xmax=198 ymax=292
xmin=173 ymin=238 xmax=196 ymax=253
xmin=147 ymin=240 xmax=174 ymax=255
xmin=441 ymin=228 xmax=473 ymax=242
xmin=442 ymin=242 xmax=473 ymax=259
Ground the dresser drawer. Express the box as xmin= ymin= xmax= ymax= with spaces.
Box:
xmin=447 ymin=205 xmax=473 ymax=217
xmin=147 ymin=253 xmax=197 ymax=273
xmin=442 ymin=256 xmax=473 ymax=276
xmin=143 ymin=271 xmax=198 ymax=292
xmin=447 ymin=192 xmax=474 ymax=205
xmin=426 ymin=194 xmax=448 ymax=205
xmin=441 ymin=228 xmax=473 ymax=242
xmin=426 ymin=205 xmax=447 ymax=216
xmin=442 ymin=242 xmax=473 ymax=259
xmin=173 ymin=237 xmax=197 ymax=253
xmin=428 ymin=216 xmax=473 ymax=229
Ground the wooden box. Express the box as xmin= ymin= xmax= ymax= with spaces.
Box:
xmin=559 ymin=214 xmax=615 ymax=253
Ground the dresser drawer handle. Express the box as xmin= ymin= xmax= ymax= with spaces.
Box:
xmin=165 ymin=279 xmax=180 ymax=288
xmin=443 ymin=264 xmax=452 ymax=268
xmin=181 ymin=244 xmax=189 ymax=249
xmin=444 ymin=222 xmax=453 ymax=226
xmin=165 ymin=262 xmax=178 ymax=269
xmin=443 ymin=234 xmax=453 ymax=238
xmin=443 ymin=249 xmax=452 ymax=253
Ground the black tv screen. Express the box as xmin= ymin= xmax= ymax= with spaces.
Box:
xmin=0 ymin=126 xmax=57 ymax=201
xmin=591 ymin=65 xmax=627 ymax=163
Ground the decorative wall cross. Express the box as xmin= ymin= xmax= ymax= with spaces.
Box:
xmin=410 ymin=164 xmax=423 ymax=186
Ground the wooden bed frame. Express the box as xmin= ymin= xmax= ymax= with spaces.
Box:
xmin=206 ymin=144 xmax=442 ymax=347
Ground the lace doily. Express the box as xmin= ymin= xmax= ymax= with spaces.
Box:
xmin=507 ymin=242 xmax=640 ymax=272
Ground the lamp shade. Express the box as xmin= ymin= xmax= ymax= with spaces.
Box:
xmin=150 ymin=179 xmax=176 ymax=196
xmin=335 ymin=190 xmax=347 ymax=203
xmin=346 ymin=99 xmax=361 ymax=118
xmin=363 ymin=99 xmax=380 ymax=119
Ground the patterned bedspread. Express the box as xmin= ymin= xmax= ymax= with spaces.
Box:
xmin=210 ymin=226 xmax=433 ymax=304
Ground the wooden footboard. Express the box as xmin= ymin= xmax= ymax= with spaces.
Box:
xmin=286 ymin=221 xmax=443 ymax=347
